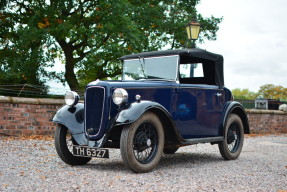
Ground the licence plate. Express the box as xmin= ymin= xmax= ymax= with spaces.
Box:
xmin=73 ymin=146 xmax=109 ymax=158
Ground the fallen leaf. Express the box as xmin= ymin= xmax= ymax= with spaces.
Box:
xmin=19 ymin=171 xmax=24 ymax=176
xmin=40 ymin=175 xmax=46 ymax=180
xmin=39 ymin=147 xmax=47 ymax=150
xmin=2 ymin=184 xmax=9 ymax=188
xmin=72 ymin=185 xmax=80 ymax=189
xmin=68 ymin=172 xmax=75 ymax=176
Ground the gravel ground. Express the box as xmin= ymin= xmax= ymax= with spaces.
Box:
xmin=0 ymin=135 xmax=286 ymax=192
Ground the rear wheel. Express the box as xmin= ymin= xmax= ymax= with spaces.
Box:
xmin=120 ymin=112 xmax=164 ymax=173
xmin=218 ymin=114 xmax=244 ymax=160
xmin=54 ymin=124 xmax=91 ymax=165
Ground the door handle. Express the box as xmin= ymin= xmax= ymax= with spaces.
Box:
xmin=215 ymin=92 xmax=222 ymax=97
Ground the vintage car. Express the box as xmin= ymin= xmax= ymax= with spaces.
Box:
xmin=53 ymin=48 xmax=250 ymax=173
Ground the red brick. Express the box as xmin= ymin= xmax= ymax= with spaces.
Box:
xmin=6 ymin=125 xmax=17 ymax=130
xmin=22 ymin=130 xmax=34 ymax=135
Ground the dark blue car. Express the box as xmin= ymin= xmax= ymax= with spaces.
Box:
xmin=53 ymin=48 xmax=250 ymax=173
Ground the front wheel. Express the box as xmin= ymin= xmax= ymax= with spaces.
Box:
xmin=120 ymin=112 xmax=164 ymax=173
xmin=218 ymin=114 xmax=244 ymax=160
xmin=54 ymin=124 xmax=91 ymax=165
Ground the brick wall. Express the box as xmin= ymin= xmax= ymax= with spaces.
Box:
xmin=246 ymin=109 xmax=287 ymax=134
xmin=0 ymin=97 xmax=286 ymax=136
xmin=0 ymin=97 xmax=63 ymax=136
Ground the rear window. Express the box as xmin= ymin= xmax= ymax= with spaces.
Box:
xmin=179 ymin=63 xmax=204 ymax=78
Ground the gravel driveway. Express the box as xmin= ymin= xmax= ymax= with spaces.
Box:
xmin=0 ymin=135 xmax=286 ymax=192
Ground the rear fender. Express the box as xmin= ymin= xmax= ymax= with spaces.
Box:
xmin=52 ymin=103 xmax=87 ymax=145
xmin=221 ymin=101 xmax=250 ymax=135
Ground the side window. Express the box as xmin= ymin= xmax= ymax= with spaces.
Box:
xmin=179 ymin=63 xmax=204 ymax=78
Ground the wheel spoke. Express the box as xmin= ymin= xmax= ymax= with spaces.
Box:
xmin=66 ymin=131 xmax=74 ymax=153
xmin=227 ymin=122 xmax=240 ymax=153
xmin=133 ymin=122 xmax=158 ymax=164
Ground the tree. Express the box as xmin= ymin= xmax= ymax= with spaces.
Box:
xmin=232 ymin=88 xmax=258 ymax=100
xmin=1 ymin=0 xmax=222 ymax=91
xmin=0 ymin=16 xmax=51 ymax=96
xmin=258 ymin=84 xmax=287 ymax=100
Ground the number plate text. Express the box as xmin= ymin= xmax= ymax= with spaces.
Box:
xmin=73 ymin=146 xmax=109 ymax=158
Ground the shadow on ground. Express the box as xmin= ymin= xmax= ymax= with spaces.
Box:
xmin=71 ymin=151 xmax=223 ymax=173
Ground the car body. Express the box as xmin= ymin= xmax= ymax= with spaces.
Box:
xmin=53 ymin=48 xmax=250 ymax=173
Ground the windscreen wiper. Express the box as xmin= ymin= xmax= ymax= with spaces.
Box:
xmin=138 ymin=56 xmax=146 ymax=78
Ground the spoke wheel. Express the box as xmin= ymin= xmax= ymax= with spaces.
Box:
xmin=120 ymin=112 xmax=164 ymax=173
xmin=227 ymin=122 xmax=240 ymax=152
xmin=133 ymin=122 xmax=158 ymax=164
xmin=54 ymin=124 xmax=91 ymax=165
xmin=219 ymin=114 xmax=244 ymax=160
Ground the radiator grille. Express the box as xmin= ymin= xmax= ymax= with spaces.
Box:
xmin=85 ymin=86 xmax=105 ymax=136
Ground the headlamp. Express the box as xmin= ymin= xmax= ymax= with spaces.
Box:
xmin=112 ymin=88 xmax=128 ymax=105
xmin=65 ymin=91 xmax=79 ymax=107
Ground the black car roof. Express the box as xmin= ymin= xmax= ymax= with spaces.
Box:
xmin=120 ymin=48 xmax=224 ymax=88
xmin=119 ymin=48 xmax=223 ymax=61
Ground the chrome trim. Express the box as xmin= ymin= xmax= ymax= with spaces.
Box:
xmin=84 ymin=86 xmax=105 ymax=138
xmin=87 ymin=79 xmax=100 ymax=86
xmin=124 ymin=54 xmax=179 ymax=61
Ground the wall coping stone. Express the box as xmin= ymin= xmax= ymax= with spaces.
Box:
xmin=246 ymin=109 xmax=287 ymax=115
xmin=0 ymin=96 xmax=65 ymax=105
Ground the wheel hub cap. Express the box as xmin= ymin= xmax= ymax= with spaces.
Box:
xmin=146 ymin=139 xmax=151 ymax=147
xmin=227 ymin=131 xmax=236 ymax=144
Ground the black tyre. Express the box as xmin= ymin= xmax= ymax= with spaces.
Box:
xmin=218 ymin=114 xmax=244 ymax=160
xmin=54 ymin=124 xmax=91 ymax=165
xmin=163 ymin=146 xmax=179 ymax=154
xmin=120 ymin=112 xmax=164 ymax=173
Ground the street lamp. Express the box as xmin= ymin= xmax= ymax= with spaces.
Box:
xmin=186 ymin=17 xmax=201 ymax=48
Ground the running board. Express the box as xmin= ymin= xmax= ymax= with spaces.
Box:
xmin=183 ymin=136 xmax=224 ymax=145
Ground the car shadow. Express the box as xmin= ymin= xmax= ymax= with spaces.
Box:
xmin=74 ymin=151 xmax=223 ymax=173
xmin=159 ymin=152 xmax=223 ymax=169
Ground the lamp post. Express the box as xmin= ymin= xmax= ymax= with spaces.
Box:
xmin=186 ymin=17 xmax=201 ymax=48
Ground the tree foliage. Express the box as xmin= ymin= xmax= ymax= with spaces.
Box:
xmin=258 ymin=84 xmax=287 ymax=100
xmin=232 ymin=84 xmax=287 ymax=101
xmin=1 ymin=0 xmax=222 ymax=90
xmin=232 ymin=88 xmax=258 ymax=100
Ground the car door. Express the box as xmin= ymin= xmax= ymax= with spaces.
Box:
xmin=174 ymin=63 xmax=225 ymax=139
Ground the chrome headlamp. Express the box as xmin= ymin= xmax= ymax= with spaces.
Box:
xmin=112 ymin=88 xmax=128 ymax=105
xmin=65 ymin=91 xmax=80 ymax=107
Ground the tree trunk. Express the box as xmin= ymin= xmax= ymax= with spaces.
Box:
xmin=57 ymin=39 xmax=80 ymax=91
xmin=65 ymin=55 xmax=80 ymax=91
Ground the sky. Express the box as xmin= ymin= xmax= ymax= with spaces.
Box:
xmin=197 ymin=0 xmax=287 ymax=92
xmin=48 ymin=0 xmax=287 ymax=93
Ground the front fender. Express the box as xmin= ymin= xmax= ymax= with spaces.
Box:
xmin=115 ymin=101 xmax=169 ymax=125
xmin=221 ymin=101 xmax=250 ymax=134
xmin=52 ymin=103 xmax=87 ymax=145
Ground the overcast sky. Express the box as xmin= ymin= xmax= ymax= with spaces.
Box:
xmin=49 ymin=0 xmax=287 ymax=93
xmin=197 ymin=0 xmax=287 ymax=92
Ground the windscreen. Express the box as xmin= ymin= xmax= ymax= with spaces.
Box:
xmin=123 ymin=55 xmax=178 ymax=81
